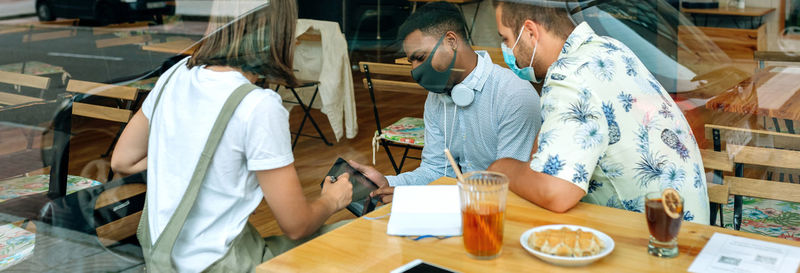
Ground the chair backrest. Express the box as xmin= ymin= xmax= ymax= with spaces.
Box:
xmin=66 ymin=80 xmax=139 ymax=123
xmin=704 ymin=123 xmax=800 ymax=151
xmin=0 ymin=70 xmax=51 ymax=90
xmin=94 ymin=182 xmax=146 ymax=246
xmin=359 ymin=61 xmax=427 ymax=134
xmin=700 ymin=149 xmax=732 ymax=205
xmin=726 ymin=144 xmax=800 ymax=203
xmin=0 ymin=70 xmax=51 ymax=106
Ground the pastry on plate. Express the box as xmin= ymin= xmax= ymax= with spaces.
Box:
xmin=527 ymin=227 xmax=605 ymax=257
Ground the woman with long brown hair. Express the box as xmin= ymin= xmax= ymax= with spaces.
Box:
xmin=110 ymin=1 xmax=352 ymax=271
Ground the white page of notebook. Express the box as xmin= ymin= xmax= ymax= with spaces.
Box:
xmin=688 ymin=233 xmax=800 ymax=273
xmin=387 ymin=185 xmax=462 ymax=237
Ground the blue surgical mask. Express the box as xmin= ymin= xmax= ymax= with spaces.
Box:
xmin=501 ymin=26 xmax=540 ymax=83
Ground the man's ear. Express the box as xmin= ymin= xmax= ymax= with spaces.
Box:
xmin=522 ymin=19 xmax=541 ymax=44
xmin=444 ymin=31 xmax=459 ymax=51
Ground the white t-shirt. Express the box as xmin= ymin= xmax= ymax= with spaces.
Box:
xmin=141 ymin=57 xmax=294 ymax=273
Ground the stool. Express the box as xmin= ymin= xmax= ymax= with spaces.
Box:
xmin=274 ymin=79 xmax=333 ymax=149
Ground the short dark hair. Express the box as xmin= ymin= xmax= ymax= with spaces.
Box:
xmin=397 ymin=1 xmax=468 ymax=42
xmin=493 ymin=0 xmax=575 ymax=40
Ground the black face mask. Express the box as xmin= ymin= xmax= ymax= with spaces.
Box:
xmin=411 ymin=35 xmax=457 ymax=94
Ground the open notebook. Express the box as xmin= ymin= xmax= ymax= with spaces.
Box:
xmin=387 ymin=185 xmax=462 ymax=236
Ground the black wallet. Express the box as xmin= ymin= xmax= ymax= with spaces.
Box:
xmin=321 ymin=158 xmax=380 ymax=216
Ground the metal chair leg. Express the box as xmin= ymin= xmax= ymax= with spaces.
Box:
xmin=382 ymin=142 xmax=401 ymax=175
xmin=733 ymin=195 xmax=743 ymax=230
xmin=288 ymin=86 xmax=332 ymax=149
xmin=710 ymin=203 xmax=719 ymax=226
xmin=398 ymin=146 xmax=410 ymax=173
xmin=301 ymin=86 xmax=332 ymax=146
xmin=291 ymin=113 xmax=305 ymax=150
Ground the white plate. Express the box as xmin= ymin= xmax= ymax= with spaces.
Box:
xmin=519 ymin=224 xmax=615 ymax=267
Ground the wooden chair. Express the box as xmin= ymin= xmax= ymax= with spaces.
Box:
xmin=14 ymin=172 xmax=147 ymax=271
xmin=268 ymin=30 xmax=332 ymax=150
xmin=0 ymin=71 xmax=53 ymax=162
xmin=703 ymin=123 xmax=800 ymax=229
xmin=93 ymin=172 xmax=146 ymax=247
xmin=704 ymin=123 xmax=800 ymax=228
xmin=0 ymin=96 xmax=82 ymax=219
xmin=0 ymin=70 xmax=51 ymax=104
xmin=728 ymin=144 xmax=800 ymax=230
xmin=359 ymin=61 xmax=427 ymax=174
xmin=66 ymin=80 xmax=138 ymax=125
xmin=66 ymin=80 xmax=140 ymax=166
xmin=705 ymin=124 xmax=800 ymax=179
xmin=700 ymin=148 xmax=733 ymax=227
xmin=270 ymin=79 xmax=332 ymax=150
xmin=1 ymin=92 xmax=143 ymax=268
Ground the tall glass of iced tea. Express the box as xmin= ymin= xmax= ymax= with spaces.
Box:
xmin=458 ymin=171 xmax=508 ymax=260
xmin=645 ymin=189 xmax=684 ymax=258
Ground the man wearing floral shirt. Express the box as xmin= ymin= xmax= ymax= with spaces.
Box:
xmin=488 ymin=0 xmax=709 ymax=224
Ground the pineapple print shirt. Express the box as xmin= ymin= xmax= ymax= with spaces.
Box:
xmin=529 ymin=22 xmax=709 ymax=224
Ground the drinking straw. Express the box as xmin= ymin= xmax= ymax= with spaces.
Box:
xmin=445 ymin=149 xmax=501 ymax=252
xmin=444 ymin=149 xmax=464 ymax=182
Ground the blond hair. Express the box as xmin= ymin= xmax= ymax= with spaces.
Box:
xmin=188 ymin=0 xmax=298 ymax=86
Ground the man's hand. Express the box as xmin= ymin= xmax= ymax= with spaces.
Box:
xmin=348 ymin=160 xmax=394 ymax=204
xmin=370 ymin=185 xmax=394 ymax=204
xmin=321 ymin=173 xmax=353 ymax=211
xmin=348 ymin=160 xmax=389 ymax=187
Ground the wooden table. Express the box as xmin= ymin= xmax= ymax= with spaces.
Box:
xmin=706 ymin=66 xmax=800 ymax=133
xmin=257 ymin=177 xmax=800 ymax=272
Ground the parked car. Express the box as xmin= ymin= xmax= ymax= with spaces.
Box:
xmin=35 ymin=0 xmax=175 ymax=25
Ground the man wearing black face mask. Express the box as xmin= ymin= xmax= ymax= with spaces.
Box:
xmin=349 ymin=1 xmax=541 ymax=203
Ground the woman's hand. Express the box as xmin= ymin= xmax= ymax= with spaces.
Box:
xmin=321 ymin=173 xmax=353 ymax=211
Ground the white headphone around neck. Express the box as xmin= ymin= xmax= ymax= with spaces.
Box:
xmin=450 ymin=83 xmax=474 ymax=107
